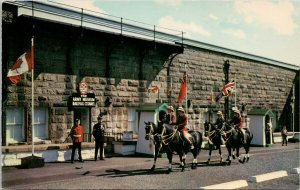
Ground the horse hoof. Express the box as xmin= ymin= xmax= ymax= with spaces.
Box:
xmin=238 ymin=159 xmax=243 ymax=163
xmin=242 ymin=157 xmax=246 ymax=163
xmin=227 ymin=160 xmax=231 ymax=165
xmin=181 ymin=168 xmax=185 ymax=172
xmin=191 ymin=164 xmax=196 ymax=169
xmin=150 ymin=166 xmax=155 ymax=171
xmin=167 ymin=168 xmax=172 ymax=174
xmin=246 ymin=157 xmax=250 ymax=162
xmin=232 ymin=155 xmax=236 ymax=159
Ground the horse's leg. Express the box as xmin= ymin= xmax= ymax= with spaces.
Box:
xmin=167 ymin=151 xmax=173 ymax=173
xmin=218 ymin=145 xmax=223 ymax=163
xmin=180 ymin=153 xmax=186 ymax=172
xmin=150 ymin=145 xmax=159 ymax=171
xmin=191 ymin=149 xmax=198 ymax=169
xmin=207 ymin=144 xmax=212 ymax=164
xmin=226 ymin=145 xmax=232 ymax=165
xmin=232 ymin=148 xmax=236 ymax=159
xmin=237 ymin=147 xmax=243 ymax=163
xmin=244 ymin=144 xmax=250 ymax=163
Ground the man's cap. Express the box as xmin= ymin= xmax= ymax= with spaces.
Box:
xmin=217 ymin=111 xmax=223 ymax=115
xmin=177 ymin=107 xmax=185 ymax=113
xmin=167 ymin=106 xmax=174 ymax=111
xmin=75 ymin=118 xmax=80 ymax=122
xmin=233 ymin=110 xmax=240 ymax=114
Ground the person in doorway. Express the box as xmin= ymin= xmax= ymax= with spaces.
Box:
xmin=281 ymin=125 xmax=288 ymax=146
xmin=70 ymin=118 xmax=84 ymax=163
xmin=214 ymin=111 xmax=226 ymax=144
xmin=171 ymin=107 xmax=194 ymax=150
xmin=166 ymin=106 xmax=176 ymax=125
xmin=93 ymin=114 xmax=106 ymax=161
xmin=230 ymin=109 xmax=246 ymax=144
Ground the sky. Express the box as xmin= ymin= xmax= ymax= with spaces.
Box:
xmin=49 ymin=0 xmax=300 ymax=67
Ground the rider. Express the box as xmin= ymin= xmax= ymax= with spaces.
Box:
xmin=171 ymin=107 xmax=194 ymax=150
xmin=214 ymin=111 xmax=226 ymax=145
xmin=230 ymin=109 xmax=246 ymax=144
xmin=166 ymin=106 xmax=176 ymax=125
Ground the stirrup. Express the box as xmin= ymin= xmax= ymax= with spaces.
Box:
xmin=190 ymin=145 xmax=194 ymax=150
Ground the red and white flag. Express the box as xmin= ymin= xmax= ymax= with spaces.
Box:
xmin=7 ymin=51 xmax=33 ymax=84
xmin=148 ymin=86 xmax=159 ymax=93
xmin=178 ymin=73 xmax=187 ymax=103
xmin=215 ymin=80 xmax=235 ymax=102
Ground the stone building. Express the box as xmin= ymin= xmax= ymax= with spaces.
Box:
xmin=2 ymin=1 xmax=299 ymax=147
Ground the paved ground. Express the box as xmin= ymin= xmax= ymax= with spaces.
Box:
xmin=1 ymin=142 xmax=299 ymax=189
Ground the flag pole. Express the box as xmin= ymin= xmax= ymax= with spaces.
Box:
xmin=234 ymin=74 xmax=237 ymax=109
xmin=185 ymin=63 xmax=188 ymax=125
xmin=31 ymin=37 xmax=34 ymax=156
xmin=31 ymin=1 xmax=35 ymax=156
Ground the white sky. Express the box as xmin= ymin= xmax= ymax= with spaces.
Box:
xmin=49 ymin=0 xmax=300 ymax=67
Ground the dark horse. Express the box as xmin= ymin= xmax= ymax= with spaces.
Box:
xmin=145 ymin=121 xmax=202 ymax=173
xmin=204 ymin=121 xmax=224 ymax=164
xmin=223 ymin=123 xmax=253 ymax=165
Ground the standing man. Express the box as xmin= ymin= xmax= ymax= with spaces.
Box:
xmin=70 ymin=118 xmax=84 ymax=163
xmin=93 ymin=115 xmax=105 ymax=161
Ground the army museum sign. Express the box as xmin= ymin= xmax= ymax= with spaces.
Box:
xmin=71 ymin=82 xmax=96 ymax=107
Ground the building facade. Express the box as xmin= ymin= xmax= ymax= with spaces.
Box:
xmin=2 ymin=1 xmax=299 ymax=146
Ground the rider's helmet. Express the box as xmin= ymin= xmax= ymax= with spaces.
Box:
xmin=158 ymin=110 xmax=167 ymax=121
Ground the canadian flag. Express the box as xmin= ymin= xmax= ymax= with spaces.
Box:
xmin=7 ymin=51 xmax=33 ymax=84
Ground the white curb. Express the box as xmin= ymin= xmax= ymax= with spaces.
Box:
xmin=199 ymin=180 xmax=248 ymax=189
xmin=289 ymin=167 xmax=300 ymax=174
xmin=249 ymin=170 xmax=288 ymax=183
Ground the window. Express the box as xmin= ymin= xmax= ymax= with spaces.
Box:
xmin=128 ymin=108 xmax=138 ymax=134
xmin=6 ymin=107 xmax=25 ymax=144
xmin=33 ymin=107 xmax=48 ymax=141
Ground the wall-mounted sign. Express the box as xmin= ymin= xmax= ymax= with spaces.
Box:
xmin=71 ymin=93 xmax=95 ymax=107
xmin=79 ymin=82 xmax=88 ymax=95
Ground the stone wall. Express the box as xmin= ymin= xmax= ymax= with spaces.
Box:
xmin=3 ymin=12 xmax=297 ymax=145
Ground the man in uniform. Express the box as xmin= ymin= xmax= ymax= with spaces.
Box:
xmin=70 ymin=118 xmax=84 ymax=163
xmin=230 ymin=109 xmax=246 ymax=144
xmin=93 ymin=114 xmax=105 ymax=161
xmin=171 ymin=107 xmax=194 ymax=149
xmin=214 ymin=111 xmax=226 ymax=144
xmin=166 ymin=106 xmax=176 ymax=125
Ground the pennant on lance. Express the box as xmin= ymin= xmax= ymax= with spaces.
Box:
xmin=178 ymin=73 xmax=187 ymax=103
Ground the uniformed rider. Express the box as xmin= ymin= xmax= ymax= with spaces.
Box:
xmin=230 ymin=109 xmax=246 ymax=144
xmin=214 ymin=111 xmax=226 ymax=144
xmin=171 ymin=107 xmax=194 ymax=150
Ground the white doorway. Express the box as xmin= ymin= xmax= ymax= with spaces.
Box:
xmin=73 ymin=108 xmax=90 ymax=142
xmin=136 ymin=112 xmax=156 ymax=155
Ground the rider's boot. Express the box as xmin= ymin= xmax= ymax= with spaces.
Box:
xmin=221 ymin=136 xmax=225 ymax=145
xmin=188 ymin=138 xmax=194 ymax=150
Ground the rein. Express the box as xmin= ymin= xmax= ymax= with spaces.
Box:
xmin=161 ymin=125 xmax=178 ymax=145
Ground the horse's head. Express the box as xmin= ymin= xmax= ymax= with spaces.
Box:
xmin=204 ymin=120 xmax=211 ymax=136
xmin=145 ymin=121 xmax=155 ymax=140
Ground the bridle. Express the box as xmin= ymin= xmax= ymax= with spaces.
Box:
xmin=145 ymin=122 xmax=178 ymax=146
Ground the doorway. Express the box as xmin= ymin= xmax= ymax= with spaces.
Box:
xmin=73 ymin=108 xmax=91 ymax=142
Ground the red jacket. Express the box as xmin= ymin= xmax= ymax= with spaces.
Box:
xmin=172 ymin=114 xmax=188 ymax=131
xmin=70 ymin=125 xmax=83 ymax=143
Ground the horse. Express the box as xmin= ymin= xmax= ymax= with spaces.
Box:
xmin=204 ymin=121 xmax=225 ymax=164
xmin=222 ymin=122 xmax=253 ymax=165
xmin=144 ymin=121 xmax=202 ymax=173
